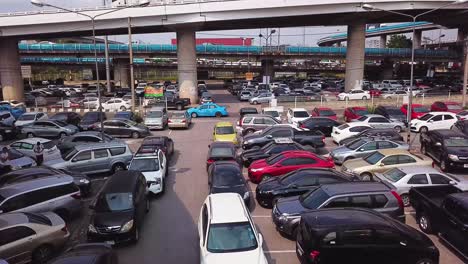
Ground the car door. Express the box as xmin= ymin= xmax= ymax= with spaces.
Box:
xmin=441 ymin=198 xmax=468 ymax=256
xmin=443 ymin=114 xmax=456 ymax=129
xmin=47 ymin=122 xmax=62 ymax=137
xmin=428 ymin=173 xmax=452 ymax=186
xmin=102 ymin=121 xmax=117 ymax=136
xmin=376 ymin=155 xmax=399 ymax=173
xmin=277 ymin=158 xmax=302 ymax=175
xmin=428 ymin=114 xmax=443 ymax=130
xmin=372 ymin=227 xmax=409 ymax=264
xmin=198 ymin=105 xmax=209 ymax=116
xmin=115 ymin=121 xmax=131 ymax=137
xmin=406 ymin=174 xmax=430 ymax=191
xmin=68 ymin=150 xmax=93 ymax=173
xmin=355 ymin=142 xmax=378 ymax=159
xmin=0 ymin=226 xmax=37 ymax=264
xmin=332 ymin=229 xmax=375 ymax=263
xmin=93 ymin=149 xmax=111 ymax=173
xmin=377 ymin=141 xmax=398 ymax=151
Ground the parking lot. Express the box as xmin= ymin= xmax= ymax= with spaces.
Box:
xmin=30 ymin=87 xmax=466 ymax=264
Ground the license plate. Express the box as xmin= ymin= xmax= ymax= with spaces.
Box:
xmin=105 ymin=241 xmax=115 ymax=245
xmin=464 ymin=164 xmax=468 ymax=168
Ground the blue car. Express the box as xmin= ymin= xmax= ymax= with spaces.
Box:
xmin=187 ymin=103 xmax=228 ymax=118
xmin=0 ymin=105 xmax=25 ymax=119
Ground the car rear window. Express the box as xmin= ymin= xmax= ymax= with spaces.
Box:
xmin=300 ymin=188 xmax=330 ymax=209
xmin=110 ymin=147 xmax=126 ymax=156
xmin=382 ymin=168 xmax=406 ymax=182
xmin=43 ymin=141 xmax=56 ymax=149
xmin=294 ymin=111 xmax=309 ymax=118
xmin=25 ymin=212 xmax=52 ymax=226
xmin=210 ymin=147 xmax=234 ymax=157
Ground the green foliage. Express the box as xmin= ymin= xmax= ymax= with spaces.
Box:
xmin=387 ymin=35 xmax=412 ymax=48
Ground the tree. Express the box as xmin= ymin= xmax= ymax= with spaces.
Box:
xmin=386 ymin=35 xmax=412 ymax=48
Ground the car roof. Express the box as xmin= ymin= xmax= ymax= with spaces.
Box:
xmin=320 ymin=182 xmax=391 ymax=196
xmin=0 ymin=213 xmax=30 ymax=228
xmin=362 ymin=114 xmax=385 ymax=118
xmin=449 ymin=193 xmax=468 ymax=209
xmin=316 ymin=107 xmax=333 ymax=111
xmin=73 ymin=142 xmax=126 ymax=151
xmin=0 ymin=175 xmax=74 ymax=198
xmin=428 ymin=111 xmax=457 ymax=115
xmin=349 ymin=106 xmax=367 ymax=110
xmin=208 ymin=193 xmax=249 ymax=224
xmin=431 ymin=129 xmax=467 ymax=138
xmin=302 ymin=208 xmax=392 ymax=228
xmin=101 ymin=171 xmax=141 ymax=193
xmin=243 ymin=114 xmax=273 ymax=119
xmin=394 ymin=166 xmax=441 ymax=175
xmin=215 ymin=121 xmax=233 ymax=127
xmin=280 ymin=150 xmax=317 ymax=157
xmin=15 ymin=138 xmax=51 ymax=144
xmin=73 ymin=131 xmax=103 ymax=137
xmin=374 ymin=149 xmax=413 ymax=155
xmin=289 ymin=108 xmax=308 ymax=111
xmin=142 ymin=136 xmax=167 ymax=145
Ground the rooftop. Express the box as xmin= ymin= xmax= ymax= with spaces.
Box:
xmin=209 ymin=193 xmax=249 ymax=224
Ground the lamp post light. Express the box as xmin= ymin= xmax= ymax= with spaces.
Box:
xmin=31 ymin=0 xmax=150 ymax=139
xmin=362 ymin=0 xmax=467 ymax=147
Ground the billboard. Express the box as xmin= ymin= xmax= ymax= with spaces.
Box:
xmin=144 ymin=85 xmax=164 ymax=98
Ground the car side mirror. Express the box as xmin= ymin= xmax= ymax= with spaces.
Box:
xmin=428 ymin=120 xmax=433 ymax=123
xmin=449 ymin=180 xmax=457 ymax=185
xmin=379 ymin=163 xmax=385 ymax=166
xmin=435 ymin=142 xmax=442 ymax=147
xmin=266 ymin=135 xmax=273 ymax=139
xmin=359 ymin=148 xmax=365 ymax=152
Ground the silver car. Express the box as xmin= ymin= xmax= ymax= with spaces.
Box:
xmin=46 ymin=142 xmax=133 ymax=175
xmin=249 ymin=92 xmax=275 ymax=105
xmin=238 ymin=90 xmax=253 ymax=101
xmin=330 ymin=138 xmax=409 ymax=165
xmin=352 ymin=114 xmax=406 ymax=132
xmin=10 ymin=138 xmax=62 ymax=162
xmin=21 ymin=120 xmax=79 ymax=139
xmin=168 ymin=111 xmax=191 ymax=129
xmin=145 ymin=107 xmax=168 ymax=130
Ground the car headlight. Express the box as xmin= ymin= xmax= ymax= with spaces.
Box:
xmin=448 ymin=154 xmax=459 ymax=161
xmin=88 ymin=224 xmax=97 ymax=233
xmin=251 ymin=168 xmax=264 ymax=172
xmin=278 ymin=215 xmax=288 ymax=223
xmin=120 ymin=220 xmax=134 ymax=233
xmin=79 ymin=179 xmax=90 ymax=184
xmin=243 ymin=192 xmax=250 ymax=200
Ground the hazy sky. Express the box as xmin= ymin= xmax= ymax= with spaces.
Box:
xmin=1 ymin=0 xmax=457 ymax=46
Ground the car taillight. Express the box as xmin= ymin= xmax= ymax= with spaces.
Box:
xmin=207 ymin=159 xmax=215 ymax=164
xmin=71 ymin=193 xmax=81 ymax=200
xmin=300 ymin=123 xmax=306 ymax=129
xmin=309 ymin=250 xmax=320 ymax=262
xmin=239 ymin=119 xmax=243 ymax=126
xmin=391 ymin=190 xmax=404 ymax=208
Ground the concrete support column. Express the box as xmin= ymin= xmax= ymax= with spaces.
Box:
xmin=177 ymin=29 xmax=198 ymax=104
xmin=379 ymin=35 xmax=387 ymax=48
xmin=261 ymin=59 xmax=275 ymax=83
xmin=113 ymin=59 xmax=130 ymax=88
xmin=414 ymin=30 xmax=422 ymax=49
xmin=345 ymin=22 xmax=365 ymax=91
xmin=380 ymin=59 xmax=394 ymax=79
xmin=0 ymin=38 xmax=24 ymax=101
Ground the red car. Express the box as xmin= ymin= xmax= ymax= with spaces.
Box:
xmin=247 ymin=150 xmax=334 ymax=183
xmin=343 ymin=107 xmax=369 ymax=122
xmin=401 ymin=104 xmax=430 ymax=120
xmin=311 ymin=107 xmax=337 ymax=120
xmin=430 ymin=101 xmax=463 ymax=113
xmin=369 ymin=89 xmax=381 ymax=98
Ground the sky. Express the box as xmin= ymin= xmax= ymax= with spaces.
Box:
xmin=0 ymin=0 xmax=458 ymax=46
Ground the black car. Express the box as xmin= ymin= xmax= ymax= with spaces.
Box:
xmin=256 ymin=168 xmax=353 ymax=208
xmin=141 ymin=136 xmax=174 ymax=158
xmin=374 ymin=105 xmax=407 ymax=125
xmin=273 ymin=182 xmax=405 ymax=238
xmin=0 ymin=166 xmax=92 ymax=196
xmin=88 ymin=171 xmax=149 ymax=244
xmin=452 ymin=119 xmax=468 ymax=136
xmin=242 ymin=126 xmax=325 ymax=150
xmin=79 ymin=112 xmax=107 ymax=131
xmin=296 ymin=208 xmax=439 ymax=264
xmin=0 ymin=123 xmax=16 ymax=142
xmin=114 ymin=111 xmax=135 ymax=121
xmin=420 ymin=129 xmax=468 ymax=172
xmin=339 ymin=128 xmax=403 ymax=145
xmin=208 ymin=161 xmax=250 ymax=206
xmin=50 ymin=112 xmax=82 ymax=126
xmin=50 ymin=243 xmax=118 ymax=264
xmin=206 ymin=142 xmax=240 ymax=170
xmin=298 ymin=117 xmax=341 ymax=137
xmin=58 ymin=131 xmax=116 ymax=155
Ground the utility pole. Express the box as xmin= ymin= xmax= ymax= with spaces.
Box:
xmin=103 ymin=0 xmax=111 ymax=93
xmin=128 ymin=17 xmax=136 ymax=112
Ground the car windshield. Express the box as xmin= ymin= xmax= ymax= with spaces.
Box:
xmin=445 ymin=138 xmax=468 ymax=147
xmin=346 ymin=139 xmax=365 ymax=150
xmin=294 ymin=111 xmax=309 ymax=118
xmin=357 ymin=116 xmax=367 ymax=121
xmin=319 ymin=110 xmax=335 ymax=116
xmin=447 ymin=104 xmax=462 ymax=110
xmin=213 ymin=167 xmax=243 ymax=187
xmin=207 ymin=222 xmax=257 ymax=253
xmin=129 ymin=158 xmax=159 ymax=172
xmin=147 ymin=111 xmax=163 ymax=118
xmin=210 ymin=147 xmax=234 ymax=158
xmin=63 ymin=148 xmax=78 ymax=161
xmin=264 ymin=111 xmax=279 ymax=117
xmin=414 ymin=106 xmax=430 ymax=113
xmin=364 ymin=151 xmax=385 ymax=165
xmin=418 ymin=114 xmax=433 ymax=121
xmin=95 ymin=193 xmax=133 ymax=212
xmin=355 ymin=109 xmax=369 ymax=116
xmin=170 ymin=112 xmax=186 ymax=119
xmin=216 ymin=126 xmax=234 ymax=135
xmin=337 ymin=124 xmax=349 ymax=130
xmin=299 ymin=188 xmax=330 ymax=209
xmin=382 ymin=168 xmax=406 ymax=182
xmin=266 ymin=153 xmax=284 ymax=165
xmin=18 ymin=114 xmax=35 ymax=121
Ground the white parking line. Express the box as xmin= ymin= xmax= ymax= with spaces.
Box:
xmin=264 ymin=250 xmax=296 ymax=254
xmin=252 ymin=215 xmax=271 ymax=218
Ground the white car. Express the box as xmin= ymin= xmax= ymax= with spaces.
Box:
xmin=287 ymin=108 xmax=310 ymax=126
xmin=262 ymin=107 xmax=282 ymax=122
xmin=351 ymin=114 xmax=405 ymax=132
xmin=15 ymin=112 xmax=48 ymax=127
xmin=374 ymin=166 xmax=468 ymax=206
xmin=409 ymin=112 xmax=458 ymax=133
xmin=381 ymin=90 xmax=408 ymax=99
xmin=331 ymin=122 xmax=372 ymax=144
xmin=9 ymin=137 xmax=62 ymax=162
xmin=128 ymin=149 xmax=167 ymax=195
xmin=102 ymin=98 xmax=131 ymax=111
xmin=81 ymin=97 xmax=100 ymax=109
xmin=198 ymin=193 xmax=268 ymax=264
xmin=0 ymin=100 xmax=25 ymax=108
xmin=337 ymin=89 xmax=370 ymax=100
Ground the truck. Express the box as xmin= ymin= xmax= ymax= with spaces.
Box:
xmin=409 ymin=185 xmax=468 ymax=261
xmin=146 ymin=93 xmax=191 ymax=110
xmin=241 ymin=125 xmax=325 ymax=150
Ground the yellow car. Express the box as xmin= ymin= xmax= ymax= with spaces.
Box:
xmin=341 ymin=149 xmax=433 ymax=181
xmin=213 ymin=121 xmax=238 ymax=145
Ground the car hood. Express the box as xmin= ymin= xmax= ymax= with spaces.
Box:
xmin=388 ymin=114 xmax=406 ymax=121
xmin=211 ymin=185 xmax=247 ymax=197
xmin=203 ymin=249 xmax=266 ymax=264
xmin=92 ymin=210 xmax=134 ymax=228
xmin=276 ymin=196 xmax=307 ymax=215
xmin=343 ymin=158 xmax=370 ymax=171
xmin=44 ymin=159 xmax=68 ymax=168
xmin=15 ymin=120 xmax=34 ymax=126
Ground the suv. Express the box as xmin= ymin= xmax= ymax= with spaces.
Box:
xmin=420 ymin=129 xmax=468 ymax=172
xmin=273 ymin=182 xmax=404 ymax=238
xmin=198 ymin=193 xmax=268 ymax=263
xmin=128 ymin=147 xmax=167 ymax=195
xmin=0 ymin=176 xmax=82 ymax=220
xmin=47 ymin=143 xmax=133 ymax=175
xmin=145 ymin=107 xmax=168 ymax=130
xmin=296 ymin=208 xmax=439 ymax=264
xmin=239 ymin=114 xmax=280 ymax=135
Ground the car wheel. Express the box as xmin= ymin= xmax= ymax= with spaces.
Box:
xmin=112 ymin=163 xmax=126 ymax=173
xmin=252 ymin=100 xmax=258 ymax=105
xmin=120 ymin=106 xmax=127 ymax=111
xmin=421 ymin=144 xmax=427 ymax=155
xmin=394 ymin=126 xmax=402 ymax=133
xmin=401 ymin=194 xmax=410 ymax=207
xmin=27 ymin=132 xmax=35 ymax=138
xmin=176 ymin=104 xmax=183 ymax=110
xmin=59 ymin=132 xmax=66 ymax=139
xmin=360 ymin=173 xmax=373 ymax=181
xmin=418 ymin=213 xmax=433 ymax=234
xmin=420 ymin=126 xmax=428 ymax=133
xmin=131 ymin=131 xmax=140 ymax=139
xmin=245 ymin=129 xmax=255 ymax=135
xmin=416 ymin=259 xmax=435 ymax=264
xmin=32 ymin=245 xmax=53 ymax=264
xmin=262 ymin=174 xmax=272 ymax=182
xmin=215 ymin=112 xmax=222 ymax=118
xmin=362 ymin=96 xmax=368 ymax=100
xmin=191 ymin=113 xmax=198 ymax=118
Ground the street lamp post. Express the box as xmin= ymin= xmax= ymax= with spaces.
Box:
xmin=362 ymin=0 xmax=467 ymax=147
xmin=259 ymin=30 xmax=276 ymax=84
xmin=31 ymin=0 xmax=150 ymax=139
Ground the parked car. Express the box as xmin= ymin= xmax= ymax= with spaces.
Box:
xmin=10 ymin=138 xmax=62 ymax=162
xmin=430 ymin=101 xmax=463 ymax=113
xmin=331 ymin=138 xmax=409 ymax=165
xmin=296 ymin=208 xmax=439 ymax=264
xmin=239 ymin=114 xmax=280 ymax=136
xmin=101 ymin=98 xmax=131 ymax=111
xmin=344 ymin=106 xmax=369 ymax=122
xmin=401 ymin=104 xmax=430 ymax=120
xmin=129 ymin=148 xmax=167 ymax=195
xmin=144 ymin=107 xmax=168 ymax=130
xmin=249 ymin=92 xmax=275 ymax=105
xmin=0 ymin=124 xmax=16 ymax=142
xmin=273 ymin=181 xmax=405 ymax=238
xmin=21 ymin=120 xmax=79 ymax=139
xmin=287 ymin=108 xmax=310 ymax=126
xmin=198 ymin=193 xmax=268 ymax=264
xmin=58 ymin=131 xmax=118 ymax=154
xmin=409 ymin=185 xmax=467 ymax=261
xmin=341 ymin=149 xmax=432 ymax=181
xmin=262 ymin=107 xmax=282 ymax=122
xmin=114 ymin=111 xmax=135 ymax=121
xmin=352 ymin=114 xmax=405 ymax=132
xmin=420 ymin=129 xmax=468 ymax=171
xmin=331 ymin=123 xmax=372 ymax=144
xmin=338 ymin=128 xmax=403 ymax=145
xmin=255 ymin=168 xmax=353 ymax=208
xmin=374 ymin=105 xmax=407 ymax=124
xmin=168 ymin=111 xmax=191 ymax=129
xmin=410 ymin=112 xmax=458 ymax=133
xmin=248 ymin=150 xmax=334 ymax=183
xmin=95 ymin=119 xmax=150 ymax=138
xmin=206 ymin=142 xmax=239 ymax=170
xmin=50 ymin=112 xmax=81 ymax=126
xmin=311 ymin=107 xmax=337 ymax=120
xmin=88 ymin=171 xmax=149 ymax=244
xmin=187 ymin=103 xmax=228 ymax=118
xmin=298 ymin=117 xmax=341 ymax=137
xmin=0 ymin=212 xmax=70 ymax=264
xmin=81 ymin=97 xmax=100 ymax=109
xmin=78 ymin=112 xmax=107 ymax=131
xmin=46 ymin=143 xmax=133 ymax=175
xmin=141 ymin=136 xmax=174 ymax=158
xmin=375 ymin=166 xmax=467 ymax=206
xmin=208 ymin=161 xmax=250 ymax=206
xmin=0 ymin=111 xmax=15 ymax=127
xmin=200 ymin=93 xmax=214 ymax=104
xmin=0 ymin=175 xmax=81 ymax=220
xmin=0 ymin=147 xmax=36 ymax=170
xmin=452 ymin=119 xmax=468 ymax=136
xmin=213 ymin=121 xmax=237 ymax=145
xmin=50 ymin=243 xmax=118 ymax=264
xmin=15 ymin=112 xmax=48 ymax=128
xmin=337 ymin=89 xmax=370 ymax=100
